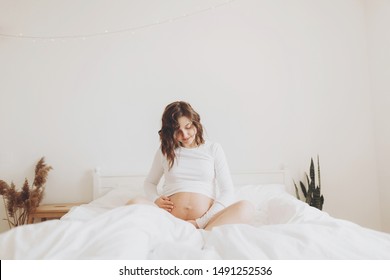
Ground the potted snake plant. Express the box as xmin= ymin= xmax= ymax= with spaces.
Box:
xmin=294 ymin=155 xmax=324 ymax=210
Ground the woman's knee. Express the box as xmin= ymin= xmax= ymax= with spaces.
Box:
xmin=234 ymin=200 xmax=255 ymax=211
xmin=234 ymin=200 xmax=255 ymax=219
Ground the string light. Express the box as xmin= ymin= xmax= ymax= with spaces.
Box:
xmin=0 ymin=0 xmax=236 ymax=41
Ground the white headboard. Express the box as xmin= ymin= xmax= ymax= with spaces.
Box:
xmin=92 ymin=168 xmax=292 ymax=200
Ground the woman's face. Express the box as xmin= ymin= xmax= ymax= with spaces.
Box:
xmin=175 ymin=116 xmax=197 ymax=148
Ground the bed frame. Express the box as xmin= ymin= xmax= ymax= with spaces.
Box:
xmin=92 ymin=167 xmax=292 ymax=199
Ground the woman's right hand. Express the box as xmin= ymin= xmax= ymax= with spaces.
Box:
xmin=154 ymin=196 xmax=174 ymax=212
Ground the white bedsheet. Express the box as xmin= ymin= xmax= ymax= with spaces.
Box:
xmin=1 ymin=187 xmax=390 ymax=259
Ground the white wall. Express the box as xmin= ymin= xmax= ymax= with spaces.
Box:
xmin=0 ymin=0 xmax=385 ymax=233
xmin=366 ymin=0 xmax=390 ymax=233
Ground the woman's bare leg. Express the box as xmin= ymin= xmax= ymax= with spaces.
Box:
xmin=204 ymin=200 xmax=255 ymax=230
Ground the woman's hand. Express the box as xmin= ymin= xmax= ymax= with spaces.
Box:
xmin=154 ymin=196 xmax=174 ymax=212
xmin=187 ymin=220 xmax=199 ymax=229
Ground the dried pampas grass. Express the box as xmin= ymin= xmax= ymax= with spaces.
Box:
xmin=0 ymin=157 xmax=52 ymax=228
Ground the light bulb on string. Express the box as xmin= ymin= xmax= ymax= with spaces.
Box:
xmin=0 ymin=0 xmax=237 ymax=42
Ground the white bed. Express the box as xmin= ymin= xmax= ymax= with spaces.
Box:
xmin=0 ymin=169 xmax=390 ymax=260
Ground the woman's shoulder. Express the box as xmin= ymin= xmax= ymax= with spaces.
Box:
xmin=202 ymin=141 xmax=223 ymax=154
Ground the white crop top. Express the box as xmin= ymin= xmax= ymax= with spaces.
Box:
xmin=144 ymin=141 xmax=235 ymax=228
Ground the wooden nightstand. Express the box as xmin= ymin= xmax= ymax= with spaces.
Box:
xmin=27 ymin=203 xmax=83 ymax=224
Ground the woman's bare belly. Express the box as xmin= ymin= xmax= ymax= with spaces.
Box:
xmin=169 ymin=192 xmax=213 ymax=220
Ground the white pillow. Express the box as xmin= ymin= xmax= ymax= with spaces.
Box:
xmin=89 ymin=187 xmax=144 ymax=208
xmin=234 ymin=183 xmax=288 ymax=210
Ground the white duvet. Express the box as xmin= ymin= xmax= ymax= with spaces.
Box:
xmin=1 ymin=184 xmax=390 ymax=259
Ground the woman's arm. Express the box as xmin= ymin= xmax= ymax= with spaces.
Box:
xmin=144 ymin=149 xmax=174 ymax=211
xmin=144 ymin=149 xmax=164 ymax=202
xmin=195 ymin=143 xmax=235 ymax=228
xmin=195 ymin=201 xmax=224 ymax=228
xmin=213 ymin=143 xmax=235 ymax=206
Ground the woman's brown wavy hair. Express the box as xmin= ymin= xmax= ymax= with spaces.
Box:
xmin=158 ymin=101 xmax=205 ymax=169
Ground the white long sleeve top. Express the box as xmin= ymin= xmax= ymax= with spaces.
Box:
xmin=144 ymin=141 xmax=236 ymax=228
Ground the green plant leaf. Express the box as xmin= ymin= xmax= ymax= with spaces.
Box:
xmin=293 ymin=181 xmax=301 ymax=200
xmin=300 ymin=181 xmax=307 ymax=198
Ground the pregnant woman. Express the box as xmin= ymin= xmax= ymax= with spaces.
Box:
xmin=128 ymin=101 xmax=254 ymax=230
